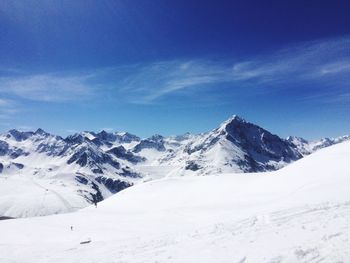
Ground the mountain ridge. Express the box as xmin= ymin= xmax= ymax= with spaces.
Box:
xmin=0 ymin=115 xmax=348 ymax=217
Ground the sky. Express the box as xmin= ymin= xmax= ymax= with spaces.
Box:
xmin=0 ymin=0 xmax=350 ymax=140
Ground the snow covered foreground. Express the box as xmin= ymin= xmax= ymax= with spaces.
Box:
xmin=1 ymin=141 xmax=350 ymax=263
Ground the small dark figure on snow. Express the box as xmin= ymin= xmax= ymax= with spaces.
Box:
xmin=71 ymin=226 xmax=73 ymax=231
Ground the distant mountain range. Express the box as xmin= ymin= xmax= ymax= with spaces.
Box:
xmin=0 ymin=115 xmax=348 ymax=217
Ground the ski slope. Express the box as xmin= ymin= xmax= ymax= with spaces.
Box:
xmin=0 ymin=141 xmax=350 ymax=262
xmin=0 ymin=173 xmax=90 ymax=217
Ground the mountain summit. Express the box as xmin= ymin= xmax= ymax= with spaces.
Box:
xmin=0 ymin=115 xmax=348 ymax=217
xmin=177 ymin=115 xmax=302 ymax=174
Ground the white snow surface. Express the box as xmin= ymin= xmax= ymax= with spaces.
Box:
xmin=0 ymin=140 xmax=350 ymax=262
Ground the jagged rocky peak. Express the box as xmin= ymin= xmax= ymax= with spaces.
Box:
xmin=148 ymin=134 xmax=164 ymax=142
xmin=184 ymin=115 xmax=304 ymax=172
xmin=107 ymin=145 xmax=145 ymax=164
xmin=108 ymin=145 xmax=127 ymax=155
xmin=67 ymin=145 xmax=120 ymax=173
xmin=0 ymin=139 xmax=29 ymax=159
xmin=317 ymin=137 xmax=333 ymax=145
xmin=286 ymin=136 xmax=309 ymax=144
xmin=34 ymin=128 xmax=49 ymax=136
xmin=223 ymin=116 xmax=299 ymax=153
xmin=96 ymin=130 xmax=117 ymax=142
xmin=85 ymin=130 xmax=140 ymax=148
xmin=311 ymin=137 xmax=335 ymax=152
xmin=218 ymin=115 xmax=273 ymax=140
xmin=213 ymin=115 xmax=251 ymax=136
xmin=116 ymin=132 xmax=141 ymax=143
xmin=286 ymin=136 xmax=312 ymax=156
xmin=185 ymin=115 xmax=252 ymax=154
xmin=93 ymin=130 xmax=140 ymax=144
xmin=218 ymin=115 xmax=246 ymax=130
xmin=227 ymin=114 xmax=245 ymax=123
xmin=33 ymin=128 xmax=63 ymax=142
xmin=65 ymin=133 xmax=89 ymax=145
xmin=173 ymin=132 xmax=192 ymax=141
xmin=6 ymin=129 xmax=34 ymax=141
xmin=0 ymin=140 xmax=9 ymax=155
xmin=132 ymin=134 xmax=166 ymax=153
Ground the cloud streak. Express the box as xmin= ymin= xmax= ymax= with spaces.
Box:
xmin=113 ymin=36 xmax=350 ymax=104
xmin=0 ymin=98 xmax=18 ymax=119
xmin=0 ymin=36 xmax=349 ymax=106
xmin=229 ymin=37 xmax=350 ymax=83
xmin=116 ymin=60 xmax=232 ymax=103
xmin=0 ymin=73 xmax=96 ymax=102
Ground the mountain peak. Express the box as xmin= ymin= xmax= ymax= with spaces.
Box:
xmin=148 ymin=134 xmax=164 ymax=141
xmin=65 ymin=133 xmax=86 ymax=144
xmin=99 ymin=130 xmax=110 ymax=135
xmin=229 ymin=115 xmax=246 ymax=123
xmin=8 ymin=129 xmax=20 ymax=134
xmin=95 ymin=130 xmax=117 ymax=142
xmin=218 ymin=115 xmax=246 ymax=131
xmin=34 ymin=128 xmax=48 ymax=136
xmin=286 ymin=136 xmax=309 ymax=144
xmin=7 ymin=129 xmax=34 ymax=141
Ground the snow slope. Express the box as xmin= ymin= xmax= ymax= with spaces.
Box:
xmin=0 ymin=115 xmax=307 ymax=217
xmin=0 ymin=129 xmax=144 ymax=217
xmin=0 ymin=140 xmax=349 ymax=262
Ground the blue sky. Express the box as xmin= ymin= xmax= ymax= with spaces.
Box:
xmin=0 ymin=0 xmax=350 ymax=140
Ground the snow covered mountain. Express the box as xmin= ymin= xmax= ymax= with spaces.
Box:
xmin=162 ymin=115 xmax=302 ymax=175
xmin=287 ymin=134 xmax=350 ymax=155
xmin=1 ymin=140 xmax=350 ymax=262
xmin=0 ymin=115 xmax=348 ymax=217
xmin=0 ymin=129 xmax=143 ymax=217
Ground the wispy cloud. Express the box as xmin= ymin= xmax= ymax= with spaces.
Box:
xmin=112 ymin=36 xmax=350 ymax=104
xmin=0 ymin=98 xmax=18 ymax=119
xmin=316 ymin=61 xmax=350 ymax=76
xmin=0 ymin=72 xmax=98 ymax=125
xmin=229 ymin=37 xmax=350 ymax=83
xmin=0 ymin=36 xmax=349 ymax=107
xmin=117 ymin=60 xmax=232 ymax=103
xmin=301 ymin=92 xmax=350 ymax=104
xmin=0 ymin=73 xmax=95 ymax=102
xmin=0 ymin=98 xmax=13 ymax=107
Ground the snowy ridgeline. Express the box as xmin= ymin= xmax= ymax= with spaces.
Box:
xmin=0 ymin=115 xmax=349 ymax=218
xmin=0 ymin=140 xmax=350 ymax=262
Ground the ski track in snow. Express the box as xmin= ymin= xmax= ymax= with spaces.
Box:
xmin=30 ymin=178 xmax=74 ymax=211
xmin=0 ymin=139 xmax=350 ymax=262
xmin=3 ymin=201 xmax=348 ymax=263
